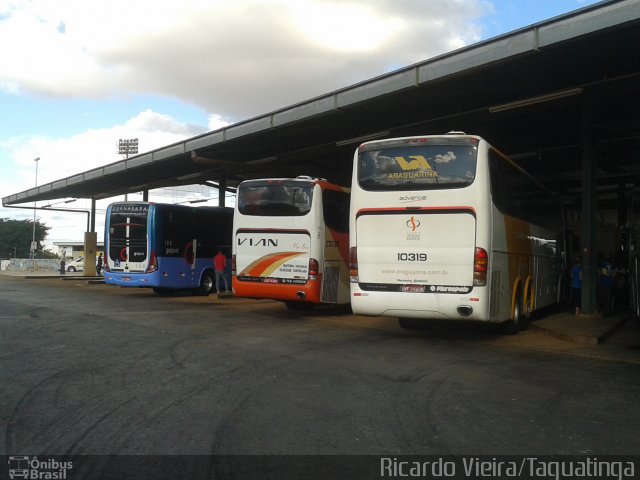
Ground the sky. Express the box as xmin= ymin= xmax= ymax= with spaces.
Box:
xmin=0 ymin=0 xmax=602 ymax=251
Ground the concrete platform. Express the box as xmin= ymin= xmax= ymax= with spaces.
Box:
xmin=531 ymin=311 xmax=630 ymax=344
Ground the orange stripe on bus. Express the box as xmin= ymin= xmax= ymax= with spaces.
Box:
xmin=239 ymin=251 xmax=305 ymax=277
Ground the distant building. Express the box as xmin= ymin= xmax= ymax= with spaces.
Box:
xmin=52 ymin=242 xmax=104 ymax=259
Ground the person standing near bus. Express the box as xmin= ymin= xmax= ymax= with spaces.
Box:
xmin=570 ymin=256 xmax=582 ymax=316
xmin=213 ymin=249 xmax=229 ymax=294
xmin=96 ymin=253 xmax=103 ymax=275
xmin=60 ymin=248 xmax=66 ymax=275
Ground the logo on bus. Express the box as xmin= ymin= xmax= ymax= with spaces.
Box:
xmin=237 ymin=238 xmax=278 ymax=247
xmin=399 ymin=195 xmax=427 ymax=203
xmin=406 ymin=216 xmax=421 ymax=240
xmin=396 ymin=155 xmax=432 ymax=171
xmin=406 ymin=217 xmax=420 ymax=231
xmin=112 ymin=204 xmax=148 ymax=216
xmin=389 ymin=155 xmax=437 ymax=180
xmin=429 ymin=285 xmax=471 ymax=293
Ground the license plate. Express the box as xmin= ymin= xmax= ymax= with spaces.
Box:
xmin=122 ymin=276 xmax=131 ymax=282
xmin=401 ymin=285 xmax=425 ymax=293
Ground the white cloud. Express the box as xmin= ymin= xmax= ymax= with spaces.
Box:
xmin=208 ymin=114 xmax=231 ymax=131
xmin=0 ymin=109 xmax=210 ymax=243
xmin=434 ymin=151 xmax=457 ymax=163
xmin=4 ymin=110 xmax=204 ymax=188
xmin=0 ymin=0 xmax=492 ymax=245
xmin=0 ymin=0 xmax=489 ymax=120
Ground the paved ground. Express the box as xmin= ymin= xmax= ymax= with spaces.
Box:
xmin=1 ymin=275 xmax=639 ymax=478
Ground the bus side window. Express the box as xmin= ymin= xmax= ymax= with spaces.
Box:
xmin=322 ymin=189 xmax=349 ymax=233
xmin=489 ymin=149 xmax=559 ymax=231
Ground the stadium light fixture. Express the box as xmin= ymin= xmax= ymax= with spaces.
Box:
xmin=31 ymin=157 xmax=40 ymax=271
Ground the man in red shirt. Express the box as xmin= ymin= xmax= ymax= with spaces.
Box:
xmin=213 ymin=249 xmax=229 ymax=294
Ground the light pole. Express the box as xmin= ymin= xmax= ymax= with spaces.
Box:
xmin=118 ymin=139 xmax=138 ymax=201
xmin=31 ymin=156 xmax=40 ymax=271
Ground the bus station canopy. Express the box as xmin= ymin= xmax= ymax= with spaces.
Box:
xmin=3 ymin=0 xmax=640 ymax=208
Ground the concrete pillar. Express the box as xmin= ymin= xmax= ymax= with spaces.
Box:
xmin=580 ymin=91 xmax=597 ymax=314
xmin=82 ymin=198 xmax=98 ymax=276
xmin=90 ymin=198 xmax=96 ymax=233
xmin=83 ymin=231 xmax=97 ymax=276
xmin=219 ymin=178 xmax=227 ymax=207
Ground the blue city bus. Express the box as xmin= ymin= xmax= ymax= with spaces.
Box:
xmin=104 ymin=202 xmax=233 ymax=295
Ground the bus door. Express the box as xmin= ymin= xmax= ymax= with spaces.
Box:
xmin=321 ymin=259 xmax=342 ymax=303
xmin=181 ymin=237 xmax=198 ymax=286
xmin=321 ymin=226 xmax=349 ymax=304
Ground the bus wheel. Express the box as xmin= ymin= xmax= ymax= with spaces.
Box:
xmin=196 ymin=271 xmax=215 ymax=296
xmin=504 ymin=289 xmax=527 ymax=334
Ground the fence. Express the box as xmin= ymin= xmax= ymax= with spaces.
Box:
xmin=1 ymin=258 xmax=62 ymax=271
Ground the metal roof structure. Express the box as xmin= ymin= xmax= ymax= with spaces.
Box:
xmin=3 ymin=0 xmax=640 ymax=208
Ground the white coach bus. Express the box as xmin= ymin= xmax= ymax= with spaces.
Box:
xmin=349 ymin=132 xmax=566 ymax=332
xmin=232 ymin=176 xmax=351 ymax=310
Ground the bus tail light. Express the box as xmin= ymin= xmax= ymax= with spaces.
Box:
xmin=146 ymin=250 xmax=158 ymax=273
xmin=473 ymin=247 xmax=488 ymax=286
xmin=309 ymin=258 xmax=319 ymax=280
xmin=349 ymin=247 xmax=358 ymax=282
xmin=231 ymin=255 xmax=236 ymax=275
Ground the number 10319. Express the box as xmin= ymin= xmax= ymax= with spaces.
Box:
xmin=397 ymin=252 xmax=427 ymax=262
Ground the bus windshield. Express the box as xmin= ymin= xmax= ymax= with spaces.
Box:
xmin=358 ymin=139 xmax=478 ymax=191
xmin=238 ymin=183 xmax=313 ymax=216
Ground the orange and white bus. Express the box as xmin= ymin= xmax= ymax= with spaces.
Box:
xmin=232 ymin=176 xmax=350 ymax=309
xmin=349 ymin=132 xmax=566 ymax=332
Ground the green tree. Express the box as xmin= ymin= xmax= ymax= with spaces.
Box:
xmin=0 ymin=218 xmax=50 ymax=258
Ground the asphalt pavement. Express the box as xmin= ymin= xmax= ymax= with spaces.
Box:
xmin=1 ymin=273 xmax=639 ymax=479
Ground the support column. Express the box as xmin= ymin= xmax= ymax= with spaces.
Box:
xmin=84 ymin=198 xmax=98 ymax=276
xmin=90 ymin=198 xmax=96 ymax=233
xmin=219 ymin=177 xmax=227 ymax=207
xmin=83 ymin=232 xmax=97 ymax=276
xmin=580 ymin=92 xmax=597 ymax=314
xmin=143 ymin=190 xmax=149 ymax=202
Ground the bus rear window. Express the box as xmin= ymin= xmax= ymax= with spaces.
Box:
xmin=358 ymin=144 xmax=477 ymax=191
xmin=238 ymin=184 xmax=313 ymax=216
xmin=108 ymin=204 xmax=149 ymax=262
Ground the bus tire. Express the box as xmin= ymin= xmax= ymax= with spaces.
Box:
xmin=504 ymin=289 xmax=527 ymax=334
xmin=196 ymin=270 xmax=215 ymax=296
